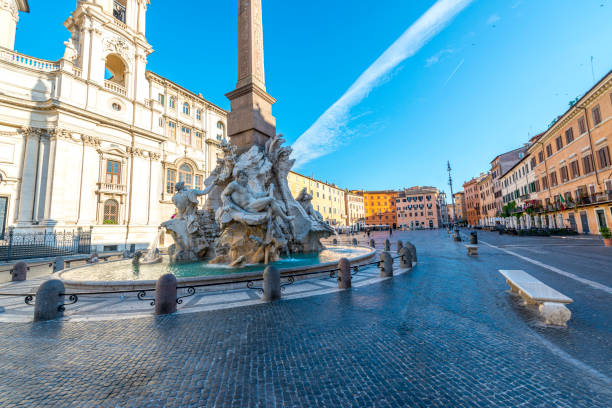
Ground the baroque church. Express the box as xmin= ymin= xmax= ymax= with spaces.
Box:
xmin=0 ymin=0 xmax=227 ymax=251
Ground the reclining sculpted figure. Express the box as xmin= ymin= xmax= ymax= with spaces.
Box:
xmin=217 ymin=170 xmax=293 ymax=228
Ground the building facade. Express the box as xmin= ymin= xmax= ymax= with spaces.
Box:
xmin=287 ymin=172 xmax=347 ymax=227
xmin=527 ymin=70 xmax=612 ymax=234
xmin=452 ymin=191 xmax=466 ymax=223
xmin=490 ymin=145 xmax=531 ymax=217
xmin=345 ymin=192 xmax=365 ymax=230
xmin=0 ymin=0 xmax=226 ymax=250
xmin=362 ymin=190 xmax=397 ymax=228
xmin=478 ymin=173 xmax=496 ymax=226
xmin=463 ymin=177 xmax=481 ymax=227
xmin=395 ymin=187 xmax=440 ymax=229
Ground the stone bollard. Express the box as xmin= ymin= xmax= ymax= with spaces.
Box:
xmin=122 ymin=250 xmax=131 ymax=259
xmin=404 ymin=242 xmax=418 ymax=262
xmin=399 ymin=247 xmax=412 ymax=269
xmin=155 ymin=273 xmax=177 ymax=315
xmin=379 ymin=251 xmax=393 ymax=277
xmin=337 ymin=258 xmax=351 ymax=289
xmin=370 ymin=239 xmax=376 ymax=248
xmin=11 ymin=261 xmax=27 ymax=282
xmin=34 ymin=279 xmax=65 ymax=322
xmin=384 ymin=239 xmax=391 ymax=252
xmin=332 ymin=238 xmax=338 ymax=245
xmin=53 ymin=256 xmax=65 ymax=273
xmin=470 ymin=231 xmax=478 ymax=245
xmin=352 ymin=238 xmax=358 ymax=246
xmin=396 ymin=240 xmax=403 ymax=252
xmin=262 ymin=266 xmax=281 ymax=302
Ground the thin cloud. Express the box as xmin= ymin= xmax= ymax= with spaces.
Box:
xmin=291 ymin=0 xmax=474 ymax=168
xmin=486 ymin=14 xmax=501 ymax=25
xmin=443 ymin=59 xmax=465 ymax=86
xmin=426 ymin=48 xmax=456 ymax=67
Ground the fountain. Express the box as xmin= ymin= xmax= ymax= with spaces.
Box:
xmin=57 ymin=0 xmax=376 ymax=290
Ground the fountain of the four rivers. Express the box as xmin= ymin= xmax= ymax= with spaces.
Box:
xmin=59 ymin=0 xmax=376 ymax=290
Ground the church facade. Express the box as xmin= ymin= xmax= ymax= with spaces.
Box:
xmin=0 ymin=0 xmax=227 ymax=251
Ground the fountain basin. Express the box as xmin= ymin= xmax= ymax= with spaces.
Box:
xmin=58 ymin=245 xmax=376 ymax=291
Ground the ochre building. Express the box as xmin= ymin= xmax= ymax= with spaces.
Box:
xmin=287 ymin=172 xmax=347 ymax=227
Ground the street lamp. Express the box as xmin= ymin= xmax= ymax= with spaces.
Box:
xmin=447 ymin=161 xmax=457 ymax=227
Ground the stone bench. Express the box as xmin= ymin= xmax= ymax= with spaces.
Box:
xmin=499 ymin=269 xmax=573 ymax=326
xmin=465 ymin=245 xmax=478 ymax=256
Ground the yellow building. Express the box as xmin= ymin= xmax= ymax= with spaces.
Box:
xmin=287 ymin=171 xmax=347 ymax=226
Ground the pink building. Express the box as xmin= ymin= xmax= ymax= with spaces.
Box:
xmin=396 ymin=187 xmax=441 ymax=229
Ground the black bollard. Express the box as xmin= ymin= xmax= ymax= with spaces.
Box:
xmin=384 ymin=239 xmax=391 ymax=252
xmin=262 ymin=266 xmax=281 ymax=302
xmin=370 ymin=239 xmax=376 ymax=248
xmin=155 ymin=274 xmax=177 ymax=315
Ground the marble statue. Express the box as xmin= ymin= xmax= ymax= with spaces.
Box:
xmin=160 ymin=135 xmax=333 ymax=266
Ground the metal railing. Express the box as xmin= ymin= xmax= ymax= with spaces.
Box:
xmin=0 ymin=253 xmax=406 ymax=312
xmin=0 ymin=229 xmax=92 ymax=262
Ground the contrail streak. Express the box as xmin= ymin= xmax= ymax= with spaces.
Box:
xmin=443 ymin=58 xmax=465 ymax=86
xmin=290 ymin=0 xmax=474 ymax=168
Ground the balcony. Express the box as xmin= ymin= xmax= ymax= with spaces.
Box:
xmin=97 ymin=183 xmax=127 ymax=195
xmin=104 ymin=80 xmax=127 ymax=96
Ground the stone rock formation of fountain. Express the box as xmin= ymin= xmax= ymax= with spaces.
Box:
xmin=160 ymin=135 xmax=334 ymax=266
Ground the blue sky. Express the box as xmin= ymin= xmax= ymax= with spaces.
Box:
xmin=14 ymin=0 xmax=612 ymax=197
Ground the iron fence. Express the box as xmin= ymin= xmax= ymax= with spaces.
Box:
xmin=0 ymin=228 xmax=92 ymax=262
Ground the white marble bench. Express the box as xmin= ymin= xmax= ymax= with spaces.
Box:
xmin=465 ymin=245 xmax=478 ymax=256
xmin=499 ymin=269 xmax=573 ymax=326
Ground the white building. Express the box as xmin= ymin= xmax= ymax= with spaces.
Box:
xmin=0 ymin=0 xmax=227 ymax=251
xmin=345 ymin=192 xmax=365 ymax=230
xmin=500 ymin=153 xmax=538 ymax=228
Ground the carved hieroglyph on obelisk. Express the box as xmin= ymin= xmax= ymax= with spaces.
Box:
xmin=226 ymin=0 xmax=277 ymax=152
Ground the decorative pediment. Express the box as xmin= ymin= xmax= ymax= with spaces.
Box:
xmin=103 ymin=37 xmax=132 ymax=60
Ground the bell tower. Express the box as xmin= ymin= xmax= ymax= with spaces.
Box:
xmin=225 ymin=0 xmax=277 ymax=152
xmin=63 ymin=0 xmax=152 ymax=104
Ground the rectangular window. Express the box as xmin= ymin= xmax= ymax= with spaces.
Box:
xmin=169 ymin=97 xmax=175 ymax=110
xmin=538 ymin=151 xmax=544 ymax=163
xmin=541 ymin=176 xmax=549 ymax=190
xmin=105 ymin=160 xmax=121 ymax=184
xmin=0 ymin=196 xmax=7 ymax=240
xmin=570 ymin=161 xmax=580 ymax=179
xmin=195 ymin=175 xmax=203 ymax=189
xmin=560 ymin=166 xmax=569 ymax=183
xmin=583 ymin=154 xmax=595 ymax=174
xmin=168 ymin=121 xmax=176 ymax=139
xmin=158 ymin=117 xmax=164 ymax=128
xmin=582 ymin=154 xmax=595 ymax=174
xmin=530 ymin=157 xmax=537 ymax=170
xmin=546 ymin=144 xmax=553 ymax=157
xmin=113 ymin=0 xmax=126 ymax=23
xmin=534 ymin=180 xmax=540 ymax=192
xmin=578 ymin=116 xmax=587 ymax=134
xmin=195 ymin=132 xmax=202 ymax=149
xmin=597 ymin=146 xmax=610 ymax=169
xmin=196 ymin=110 xmax=201 ymax=120
xmin=565 ymin=127 xmax=574 ymax=144
xmin=166 ymin=169 xmax=176 ymax=194
xmin=592 ymin=105 xmax=602 ymax=125
xmin=181 ymin=127 xmax=191 ymax=145
xmin=158 ymin=93 xmax=164 ymax=105
xmin=555 ymin=136 xmax=563 ymax=151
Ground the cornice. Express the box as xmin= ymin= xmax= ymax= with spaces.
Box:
xmin=528 ymin=74 xmax=612 ymax=154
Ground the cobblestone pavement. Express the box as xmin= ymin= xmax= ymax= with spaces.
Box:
xmin=0 ymin=230 xmax=610 ymax=407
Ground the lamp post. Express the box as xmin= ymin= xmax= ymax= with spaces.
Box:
xmin=447 ymin=161 xmax=457 ymax=227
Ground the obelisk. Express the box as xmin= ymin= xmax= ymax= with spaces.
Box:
xmin=226 ymin=0 xmax=277 ymax=152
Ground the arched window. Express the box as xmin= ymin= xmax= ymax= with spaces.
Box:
xmin=104 ymin=54 xmax=126 ymax=86
xmin=216 ymin=121 xmax=225 ymax=141
xmin=183 ymin=102 xmax=190 ymax=116
xmin=178 ymin=164 xmax=193 ymax=188
xmin=103 ymin=199 xmax=119 ymax=224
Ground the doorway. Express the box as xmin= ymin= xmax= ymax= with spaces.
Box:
xmin=568 ymin=213 xmax=577 ymax=231
xmin=580 ymin=211 xmax=590 ymax=233
xmin=0 ymin=196 xmax=7 ymax=240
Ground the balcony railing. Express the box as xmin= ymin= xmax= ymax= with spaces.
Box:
xmin=97 ymin=183 xmax=127 ymax=194
xmin=104 ymin=80 xmax=127 ymax=96
xmin=0 ymin=47 xmax=60 ymax=72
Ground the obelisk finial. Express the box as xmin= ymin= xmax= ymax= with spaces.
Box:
xmin=226 ymin=0 xmax=277 ymax=152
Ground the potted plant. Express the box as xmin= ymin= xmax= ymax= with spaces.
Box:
xmin=600 ymin=227 xmax=612 ymax=247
